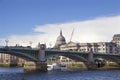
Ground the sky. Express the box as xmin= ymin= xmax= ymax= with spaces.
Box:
xmin=0 ymin=0 xmax=120 ymax=47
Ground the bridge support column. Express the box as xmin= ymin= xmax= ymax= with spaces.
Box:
xmin=88 ymin=53 xmax=93 ymax=62
xmin=38 ymin=44 xmax=46 ymax=62
xmin=24 ymin=44 xmax=47 ymax=72
xmin=85 ymin=62 xmax=97 ymax=70
xmin=86 ymin=53 xmax=97 ymax=70
xmin=35 ymin=62 xmax=47 ymax=72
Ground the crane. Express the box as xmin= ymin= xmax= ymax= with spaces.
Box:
xmin=69 ymin=28 xmax=74 ymax=43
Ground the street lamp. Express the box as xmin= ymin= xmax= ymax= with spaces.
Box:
xmin=5 ymin=39 xmax=9 ymax=46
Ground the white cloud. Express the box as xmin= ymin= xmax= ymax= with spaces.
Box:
xmin=0 ymin=15 xmax=120 ymax=47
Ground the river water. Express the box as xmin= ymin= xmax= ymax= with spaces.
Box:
xmin=0 ymin=67 xmax=120 ymax=80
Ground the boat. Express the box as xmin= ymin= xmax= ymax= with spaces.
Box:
xmin=47 ymin=64 xmax=53 ymax=71
xmin=60 ymin=64 xmax=67 ymax=71
xmin=47 ymin=63 xmax=68 ymax=71
xmin=53 ymin=63 xmax=61 ymax=70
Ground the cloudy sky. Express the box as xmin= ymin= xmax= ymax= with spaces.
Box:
xmin=0 ymin=0 xmax=120 ymax=47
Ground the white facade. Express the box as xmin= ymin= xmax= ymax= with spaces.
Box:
xmin=60 ymin=42 xmax=118 ymax=54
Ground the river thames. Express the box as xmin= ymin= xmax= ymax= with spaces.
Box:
xmin=0 ymin=67 xmax=120 ymax=80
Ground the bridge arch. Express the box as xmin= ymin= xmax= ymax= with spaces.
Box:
xmin=0 ymin=51 xmax=38 ymax=62
xmin=46 ymin=53 xmax=88 ymax=62
xmin=93 ymin=56 xmax=120 ymax=64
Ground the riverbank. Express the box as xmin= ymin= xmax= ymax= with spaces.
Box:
xmin=0 ymin=63 xmax=18 ymax=67
xmin=98 ymin=62 xmax=120 ymax=70
xmin=67 ymin=62 xmax=87 ymax=71
xmin=97 ymin=66 xmax=120 ymax=70
xmin=0 ymin=62 xmax=119 ymax=72
xmin=67 ymin=62 xmax=120 ymax=71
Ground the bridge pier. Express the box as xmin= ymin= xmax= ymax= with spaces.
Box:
xmin=24 ymin=44 xmax=47 ymax=72
xmin=85 ymin=62 xmax=97 ymax=70
xmin=35 ymin=62 xmax=47 ymax=72
xmin=86 ymin=53 xmax=97 ymax=70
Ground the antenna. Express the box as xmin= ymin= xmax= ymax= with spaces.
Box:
xmin=69 ymin=28 xmax=74 ymax=43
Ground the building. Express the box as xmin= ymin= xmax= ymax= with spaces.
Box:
xmin=112 ymin=34 xmax=120 ymax=44
xmin=112 ymin=34 xmax=120 ymax=53
xmin=60 ymin=42 xmax=118 ymax=54
xmin=0 ymin=53 xmax=18 ymax=65
xmin=53 ymin=30 xmax=118 ymax=54
xmin=54 ymin=30 xmax=66 ymax=49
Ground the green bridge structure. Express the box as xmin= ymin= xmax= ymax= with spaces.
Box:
xmin=0 ymin=44 xmax=120 ymax=72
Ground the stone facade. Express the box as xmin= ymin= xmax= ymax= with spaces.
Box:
xmin=60 ymin=42 xmax=118 ymax=54
xmin=112 ymin=34 xmax=120 ymax=53
xmin=0 ymin=54 xmax=18 ymax=64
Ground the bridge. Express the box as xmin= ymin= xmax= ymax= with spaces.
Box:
xmin=0 ymin=44 xmax=120 ymax=71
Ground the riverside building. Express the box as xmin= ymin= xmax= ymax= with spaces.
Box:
xmin=112 ymin=34 xmax=120 ymax=53
xmin=60 ymin=42 xmax=118 ymax=54
xmin=54 ymin=30 xmax=118 ymax=54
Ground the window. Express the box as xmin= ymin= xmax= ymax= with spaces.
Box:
xmin=98 ymin=48 xmax=101 ymax=50
xmin=84 ymin=49 xmax=86 ymax=51
xmin=87 ymin=48 xmax=89 ymax=51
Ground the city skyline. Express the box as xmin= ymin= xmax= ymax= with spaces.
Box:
xmin=0 ymin=0 xmax=120 ymax=47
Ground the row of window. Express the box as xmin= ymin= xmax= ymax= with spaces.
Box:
xmin=113 ymin=38 xmax=120 ymax=41
xmin=78 ymin=48 xmax=106 ymax=51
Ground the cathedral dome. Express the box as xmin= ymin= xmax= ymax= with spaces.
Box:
xmin=56 ymin=35 xmax=66 ymax=42
xmin=54 ymin=30 xmax=66 ymax=49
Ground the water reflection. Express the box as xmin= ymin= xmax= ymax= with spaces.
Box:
xmin=0 ymin=67 xmax=120 ymax=80
xmin=0 ymin=67 xmax=23 ymax=73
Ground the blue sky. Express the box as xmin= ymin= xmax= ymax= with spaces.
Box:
xmin=0 ymin=0 xmax=120 ymax=46
xmin=0 ymin=0 xmax=120 ymax=37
